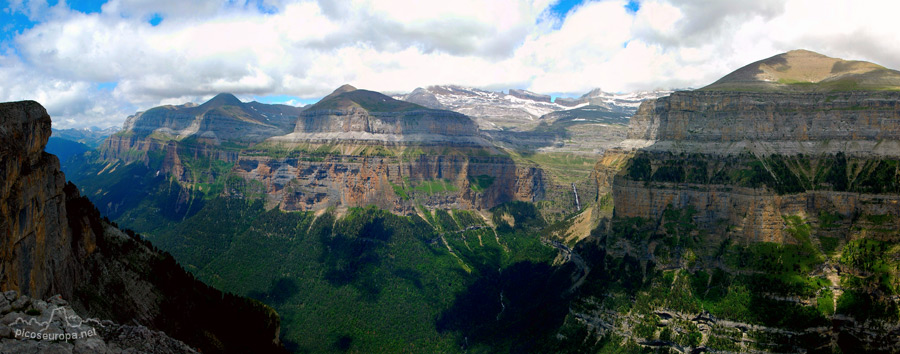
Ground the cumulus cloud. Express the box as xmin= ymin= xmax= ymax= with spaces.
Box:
xmin=1 ymin=0 xmax=899 ymax=128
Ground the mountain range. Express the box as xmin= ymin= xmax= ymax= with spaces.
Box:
xmin=394 ymin=85 xmax=671 ymax=131
xmin=3 ymin=49 xmax=899 ymax=353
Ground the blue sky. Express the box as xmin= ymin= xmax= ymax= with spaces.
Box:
xmin=2 ymin=0 xmax=899 ymax=128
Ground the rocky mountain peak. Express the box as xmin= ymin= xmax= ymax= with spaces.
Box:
xmin=580 ymin=88 xmax=606 ymax=98
xmin=703 ymin=49 xmax=900 ymax=91
xmin=199 ymin=92 xmax=242 ymax=109
xmin=321 ymin=84 xmax=358 ymax=101
xmin=0 ymin=101 xmax=51 ymax=165
xmin=508 ymin=89 xmax=551 ymax=103
xmin=307 ymin=87 xmax=423 ymax=112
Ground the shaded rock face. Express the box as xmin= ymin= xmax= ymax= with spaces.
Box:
xmin=629 ymin=91 xmax=900 ymax=143
xmin=292 ymin=108 xmax=479 ymax=140
xmin=99 ymin=133 xmax=240 ymax=167
xmin=0 ymin=101 xmax=78 ymax=300
xmin=0 ymin=101 xmax=285 ymax=353
xmin=233 ymin=154 xmax=546 ymax=213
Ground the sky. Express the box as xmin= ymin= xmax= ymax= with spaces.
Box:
xmin=2 ymin=0 xmax=900 ymax=128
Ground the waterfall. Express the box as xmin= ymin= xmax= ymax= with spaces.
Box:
xmin=572 ymin=183 xmax=580 ymax=211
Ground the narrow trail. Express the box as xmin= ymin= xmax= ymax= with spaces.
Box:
xmin=544 ymin=239 xmax=591 ymax=293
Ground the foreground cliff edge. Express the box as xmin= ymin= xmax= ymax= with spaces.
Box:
xmin=0 ymin=101 xmax=286 ymax=353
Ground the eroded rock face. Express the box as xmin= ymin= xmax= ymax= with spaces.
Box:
xmin=0 ymin=101 xmax=79 ymax=300
xmin=611 ymin=174 xmax=900 ymax=244
xmin=294 ymin=108 xmax=477 ymax=136
xmin=629 ymin=91 xmax=900 ymax=143
xmin=276 ymin=108 xmax=488 ymax=146
xmin=608 ymin=89 xmax=900 ymax=240
xmin=233 ymin=154 xmax=547 ymax=213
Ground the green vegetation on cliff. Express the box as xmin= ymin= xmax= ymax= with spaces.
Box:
xmin=548 ymin=203 xmax=900 ymax=353
xmin=104 ymin=193 xmax=575 ymax=353
xmin=625 ymin=151 xmax=900 ymax=195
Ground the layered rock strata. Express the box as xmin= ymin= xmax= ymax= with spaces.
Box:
xmin=232 ymin=154 xmax=546 ymax=213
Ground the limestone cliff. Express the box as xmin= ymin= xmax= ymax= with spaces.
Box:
xmin=232 ymin=153 xmax=547 ymax=213
xmin=0 ymin=101 xmax=285 ymax=353
xmin=1 ymin=101 xmax=78 ymax=299
xmin=628 ymin=90 xmax=900 ymax=156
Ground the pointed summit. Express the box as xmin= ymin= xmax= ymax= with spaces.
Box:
xmin=321 ymin=84 xmax=357 ymax=101
xmin=703 ymin=49 xmax=900 ymax=91
xmin=199 ymin=93 xmax=242 ymax=109
xmin=308 ymin=86 xmax=427 ymax=112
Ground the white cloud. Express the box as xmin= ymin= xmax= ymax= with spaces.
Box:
xmin=3 ymin=0 xmax=900 ymax=128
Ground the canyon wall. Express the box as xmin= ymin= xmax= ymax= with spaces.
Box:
xmin=608 ymin=90 xmax=900 ymax=238
xmin=232 ymin=154 xmax=546 ymax=213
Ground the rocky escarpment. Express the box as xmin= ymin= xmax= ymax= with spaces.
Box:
xmin=1 ymin=101 xmax=78 ymax=300
xmin=615 ymin=89 xmax=900 ymax=231
xmin=232 ymin=153 xmax=547 ymax=213
xmin=0 ymin=101 xmax=285 ymax=353
xmin=628 ymin=90 xmax=900 ymax=155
